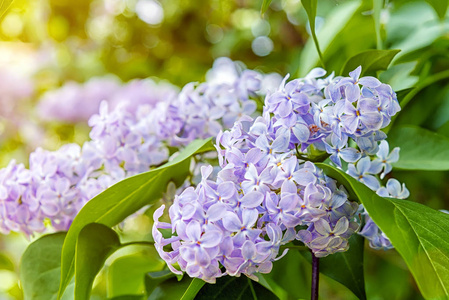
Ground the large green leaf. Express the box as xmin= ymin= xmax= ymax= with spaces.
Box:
xmin=20 ymin=233 xmax=74 ymax=300
xmin=58 ymin=138 xmax=214 ymax=299
xmin=75 ymin=223 xmax=121 ymax=300
xmin=147 ymin=276 xmax=193 ymax=300
xmin=317 ymin=163 xmax=449 ymax=299
xmin=340 ymin=49 xmax=400 ymax=76
xmin=298 ymin=0 xmax=362 ymax=76
xmin=301 ymin=0 xmax=324 ymax=68
xmin=145 ymin=270 xmax=176 ymax=296
xmin=108 ymin=252 xmax=164 ymax=298
xmin=194 ymin=276 xmax=279 ymax=300
xmin=425 ymin=0 xmax=449 ymax=21
xmin=180 ymin=278 xmax=205 ymax=300
xmin=388 ymin=125 xmax=449 ymax=170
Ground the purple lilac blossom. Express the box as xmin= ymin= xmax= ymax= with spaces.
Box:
xmin=0 ymin=58 xmax=275 ymax=236
xmin=37 ymin=76 xmax=178 ymax=123
xmin=153 ymin=65 xmax=410 ymax=282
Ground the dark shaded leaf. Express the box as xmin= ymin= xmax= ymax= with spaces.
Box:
xmin=145 ymin=270 xmax=176 ymax=296
xmin=147 ymin=276 xmax=193 ymax=300
xmin=181 ymin=278 xmax=205 ymax=300
xmin=195 ymin=276 xmax=279 ymax=300
xmin=317 ymin=163 xmax=449 ymax=299
xmin=341 ymin=49 xmax=400 ymax=76
xmin=320 ymin=235 xmax=366 ymax=300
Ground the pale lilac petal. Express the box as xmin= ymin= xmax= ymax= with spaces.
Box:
xmin=333 ymin=217 xmax=349 ymax=235
xmin=240 ymin=191 xmax=264 ymax=208
xmin=340 ymin=148 xmax=361 ymax=163
xmin=242 ymin=240 xmax=256 ymax=260
xmin=200 ymin=230 xmax=222 ymax=248
xmin=314 ymin=219 xmax=331 ymax=235
xmin=359 ymin=76 xmax=381 ymax=88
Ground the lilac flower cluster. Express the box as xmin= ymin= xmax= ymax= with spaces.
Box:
xmin=37 ymin=76 xmax=178 ymax=123
xmin=153 ymin=158 xmax=360 ymax=282
xmin=153 ymin=66 xmax=409 ymax=281
xmin=0 ymin=58 xmax=273 ymax=236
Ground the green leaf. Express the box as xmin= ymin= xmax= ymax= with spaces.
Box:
xmin=340 ymin=49 xmax=400 ymax=76
xmin=108 ymin=252 xmax=164 ymax=298
xmin=180 ymin=278 xmax=205 ymax=300
xmin=194 ymin=276 xmax=279 ymax=300
xmin=299 ymin=235 xmax=366 ymax=300
xmin=298 ymin=0 xmax=362 ymax=76
xmin=145 ymin=270 xmax=176 ymax=296
xmin=425 ymin=0 xmax=449 ymax=21
xmin=388 ymin=125 xmax=449 ymax=170
xmin=260 ymin=0 xmax=272 ymax=15
xmin=301 ymin=0 xmax=324 ymax=68
xmin=75 ymin=223 xmax=121 ymax=300
xmin=263 ymin=250 xmax=310 ymax=299
xmin=147 ymin=276 xmax=193 ymax=300
xmin=0 ymin=253 xmax=14 ymax=271
xmin=317 ymin=163 xmax=449 ymax=299
xmin=0 ymin=0 xmax=13 ymax=18
xmin=20 ymin=233 xmax=74 ymax=300
xmin=58 ymin=138 xmax=214 ymax=299
xmin=107 ymin=296 xmax=144 ymax=300
xmin=320 ymin=234 xmax=366 ymax=300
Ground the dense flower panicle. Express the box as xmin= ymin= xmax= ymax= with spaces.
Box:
xmin=0 ymin=58 xmax=273 ymax=235
xmin=154 ymin=65 xmax=409 ymax=281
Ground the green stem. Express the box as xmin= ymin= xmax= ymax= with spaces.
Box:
xmin=310 ymin=30 xmax=325 ymax=69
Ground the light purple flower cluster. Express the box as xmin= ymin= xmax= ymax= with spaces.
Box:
xmin=153 ymin=66 xmax=409 ymax=282
xmin=0 ymin=58 xmax=273 ymax=236
xmin=37 ymin=76 xmax=178 ymax=123
xmin=153 ymin=161 xmax=359 ymax=282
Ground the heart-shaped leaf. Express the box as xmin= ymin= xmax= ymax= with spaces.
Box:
xmin=20 ymin=233 xmax=74 ymax=300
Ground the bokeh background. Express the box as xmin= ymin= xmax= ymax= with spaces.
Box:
xmin=0 ymin=0 xmax=448 ymax=299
